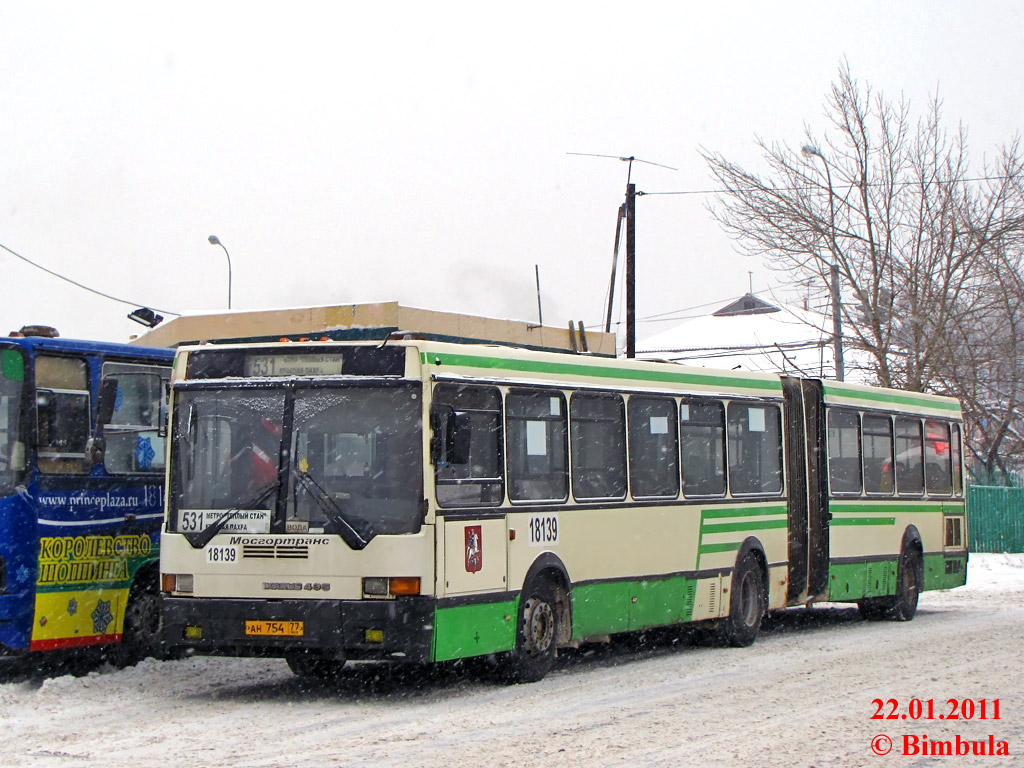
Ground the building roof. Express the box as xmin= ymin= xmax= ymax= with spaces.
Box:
xmin=637 ymin=294 xmax=869 ymax=381
xmin=129 ymin=301 xmax=617 ymax=356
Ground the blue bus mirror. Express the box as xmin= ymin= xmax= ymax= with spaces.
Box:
xmin=86 ymin=436 xmax=106 ymax=466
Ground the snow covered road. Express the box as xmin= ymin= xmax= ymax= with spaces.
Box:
xmin=2 ymin=554 xmax=1023 ymax=768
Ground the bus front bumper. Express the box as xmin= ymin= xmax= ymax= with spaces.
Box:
xmin=161 ymin=595 xmax=435 ymax=663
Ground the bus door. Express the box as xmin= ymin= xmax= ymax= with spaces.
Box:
xmin=781 ymin=377 xmax=809 ymax=603
xmin=31 ymin=354 xmax=168 ymax=652
xmin=431 ymin=382 xmax=509 ymax=598
xmin=801 ymin=379 xmax=830 ymax=599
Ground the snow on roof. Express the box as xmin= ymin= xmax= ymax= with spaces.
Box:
xmin=637 ymin=295 xmax=870 ymax=381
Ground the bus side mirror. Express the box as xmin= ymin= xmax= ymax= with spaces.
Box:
xmin=159 ymin=380 xmax=170 ymax=438
xmin=9 ymin=441 xmax=25 ymax=471
xmin=86 ymin=436 xmax=106 ymax=466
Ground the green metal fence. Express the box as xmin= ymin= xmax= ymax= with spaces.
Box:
xmin=967 ymin=485 xmax=1024 ymax=553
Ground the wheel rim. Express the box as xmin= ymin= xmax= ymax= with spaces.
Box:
xmin=738 ymin=571 xmax=760 ymax=627
xmin=523 ymin=596 xmax=555 ymax=657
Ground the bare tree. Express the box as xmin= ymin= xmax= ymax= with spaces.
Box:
xmin=701 ymin=63 xmax=1024 ymax=477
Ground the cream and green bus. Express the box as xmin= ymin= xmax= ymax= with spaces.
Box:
xmin=159 ymin=339 xmax=967 ymax=681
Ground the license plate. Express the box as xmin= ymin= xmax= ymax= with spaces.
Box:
xmin=244 ymin=620 xmax=304 ymax=637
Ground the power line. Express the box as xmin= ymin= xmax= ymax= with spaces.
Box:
xmin=637 ymin=174 xmax=1021 ymax=197
xmin=1 ymin=241 xmax=180 ymax=316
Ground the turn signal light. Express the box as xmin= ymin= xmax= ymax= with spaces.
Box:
xmin=388 ymin=577 xmax=420 ymax=596
xmin=362 ymin=576 xmax=421 ymax=597
xmin=162 ymin=573 xmax=194 ymax=594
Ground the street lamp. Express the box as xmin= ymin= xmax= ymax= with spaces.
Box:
xmin=802 ymin=145 xmax=845 ymax=382
xmin=207 ymin=235 xmax=232 ymax=309
xmin=127 ymin=307 xmax=164 ymax=328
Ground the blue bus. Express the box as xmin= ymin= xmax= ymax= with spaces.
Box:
xmin=0 ymin=329 xmax=173 ymax=666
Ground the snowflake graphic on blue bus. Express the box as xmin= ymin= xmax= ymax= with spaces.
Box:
xmin=134 ymin=436 xmax=155 ymax=470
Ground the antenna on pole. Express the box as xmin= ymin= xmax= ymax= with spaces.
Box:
xmin=535 ymin=264 xmax=543 ymax=326
xmin=604 ymin=204 xmax=625 ymax=333
xmin=568 ymin=152 xmax=677 ymax=357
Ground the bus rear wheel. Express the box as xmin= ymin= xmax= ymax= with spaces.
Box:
xmin=503 ymin=578 xmax=558 ymax=684
xmin=857 ymin=547 xmax=923 ymax=621
xmin=719 ymin=553 xmax=765 ymax=647
xmin=891 ymin=547 xmax=923 ymax=621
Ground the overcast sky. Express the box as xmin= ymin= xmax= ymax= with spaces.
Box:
xmin=2 ymin=1 xmax=1021 ymax=344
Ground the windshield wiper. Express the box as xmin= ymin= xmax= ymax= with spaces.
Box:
xmin=293 ymin=470 xmax=375 ymax=550
xmin=183 ymin=479 xmax=281 ymax=549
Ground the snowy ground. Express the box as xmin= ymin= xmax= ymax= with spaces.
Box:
xmin=2 ymin=554 xmax=1023 ymax=768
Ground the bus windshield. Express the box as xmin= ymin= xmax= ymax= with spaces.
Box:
xmin=0 ymin=348 xmax=26 ymax=494
xmin=171 ymin=383 xmax=424 ymax=538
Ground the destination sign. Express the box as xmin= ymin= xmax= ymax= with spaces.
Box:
xmin=244 ymin=354 xmax=344 ymax=377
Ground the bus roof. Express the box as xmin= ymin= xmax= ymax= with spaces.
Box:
xmin=2 ymin=334 xmax=174 ymax=361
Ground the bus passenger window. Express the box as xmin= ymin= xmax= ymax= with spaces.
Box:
xmin=727 ymin=402 xmax=783 ymax=496
xmin=570 ymin=392 xmax=626 ymax=501
xmin=433 ymin=383 xmax=504 ymax=507
xmin=680 ymin=399 xmax=726 ymax=497
xmin=35 ymin=355 xmax=90 ymax=474
xmin=100 ymin=363 xmax=169 ymax=474
xmin=951 ymin=423 xmax=964 ymax=496
xmin=924 ymin=420 xmax=953 ymax=495
xmin=894 ymin=417 xmax=924 ymax=495
xmin=627 ymin=396 xmax=679 ymax=499
xmin=0 ymin=349 xmax=26 ymax=492
xmin=862 ymin=414 xmax=894 ymax=495
xmin=827 ymin=409 xmax=862 ymax=494
xmin=506 ymin=389 xmax=567 ymax=503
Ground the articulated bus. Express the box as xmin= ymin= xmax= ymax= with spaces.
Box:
xmin=159 ymin=339 xmax=967 ymax=681
xmin=0 ymin=330 xmax=173 ymax=666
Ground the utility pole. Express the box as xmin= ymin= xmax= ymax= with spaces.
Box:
xmin=802 ymin=145 xmax=845 ymax=382
xmin=625 ymin=183 xmax=636 ymax=358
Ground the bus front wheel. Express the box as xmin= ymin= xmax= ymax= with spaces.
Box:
xmin=285 ymin=652 xmax=347 ymax=679
xmin=503 ymin=577 xmax=558 ymax=684
xmin=115 ymin=584 xmax=162 ymax=667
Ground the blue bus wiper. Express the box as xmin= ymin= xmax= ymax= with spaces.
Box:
xmin=293 ymin=470 xmax=375 ymax=550
xmin=183 ymin=479 xmax=281 ymax=549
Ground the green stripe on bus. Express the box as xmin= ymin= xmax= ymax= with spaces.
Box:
xmin=35 ymin=580 xmax=132 ymax=593
xmin=571 ymin=575 xmax=697 ymax=638
xmin=701 ymin=519 xmax=788 ymax=534
xmin=432 ymin=598 xmax=518 ymax=662
xmin=701 ymin=505 xmax=787 ymax=519
xmin=697 ymin=541 xmax=743 ymax=555
xmin=828 ymin=559 xmax=898 ymax=600
xmin=830 ymin=517 xmax=896 ymax=526
xmin=831 ymin=502 xmax=947 ymax=514
xmin=924 ymin=554 xmax=967 ymax=590
xmin=421 ymin=351 xmax=784 ymax=393
xmin=822 ymin=384 xmax=960 ymax=412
